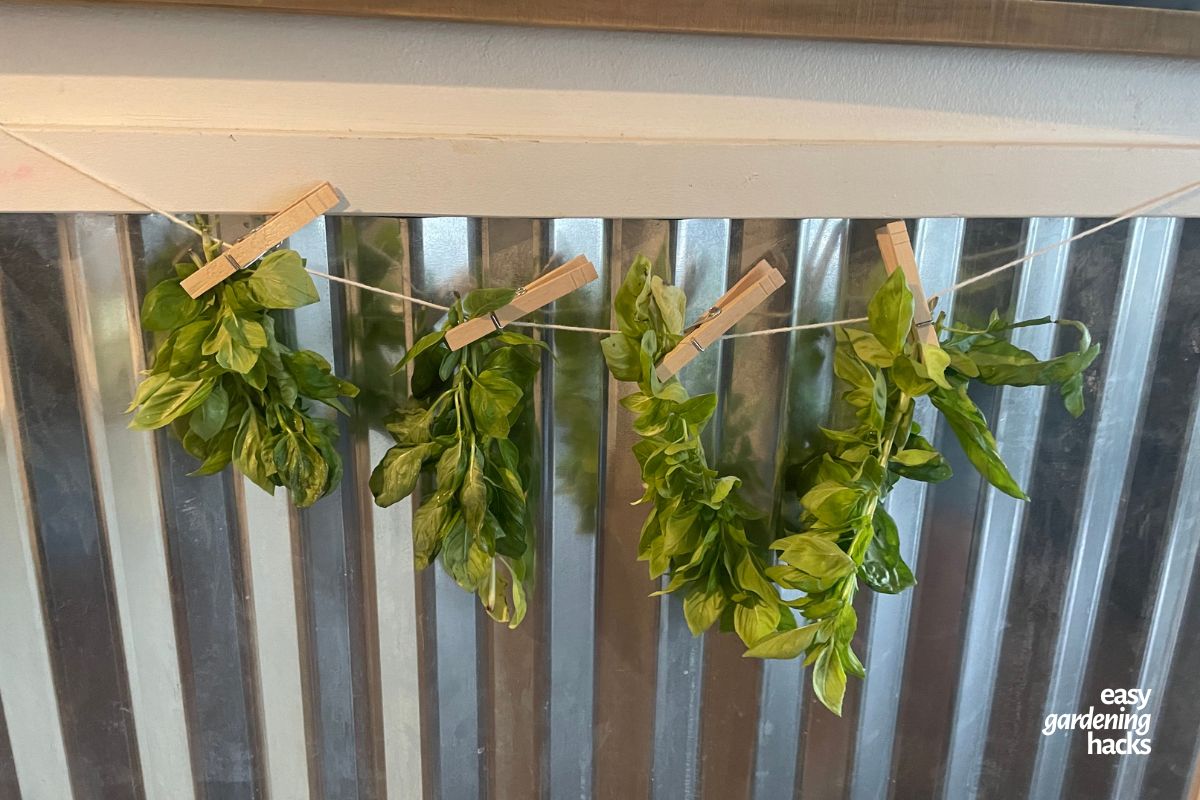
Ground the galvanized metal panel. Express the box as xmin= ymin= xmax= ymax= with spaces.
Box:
xmin=594 ymin=219 xmax=670 ymax=800
xmin=59 ymin=214 xmax=195 ymax=800
xmin=1031 ymin=217 xmax=1181 ymax=800
xmin=544 ymin=218 xmax=607 ymax=800
xmin=753 ymin=218 xmax=848 ymax=800
xmin=290 ymin=216 xmax=380 ymax=800
xmin=331 ymin=215 xmax=425 ymax=800
xmin=0 ymin=218 xmax=74 ymax=800
xmin=130 ymin=215 xmax=264 ymax=800
xmin=942 ymin=218 xmax=1076 ymax=800
xmin=0 ymin=211 xmax=1198 ymax=800
xmin=652 ymin=219 xmax=731 ymax=800
xmin=0 ymin=214 xmax=142 ymax=800
xmin=409 ymin=216 xmax=486 ymax=800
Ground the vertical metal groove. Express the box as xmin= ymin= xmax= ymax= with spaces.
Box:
xmin=851 ymin=218 xmax=965 ymax=800
xmin=334 ymin=215 xmax=425 ymax=800
xmin=135 ymin=215 xmax=262 ymax=800
xmin=942 ymin=218 xmax=1076 ymax=800
xmin=410 ymin=217 xmax=484 ymax=800
xmin=1111 ymin=361 xmax=1200 ymax=799
xmin=752 ymin=218 xmax=847 ymax=800
xmin=0 ymin=217 xmax=74 ymax=800
xmin=650 ymin=219 xmax=731 ymax=800
xmin=594 ymin=219 xmax=668 ymax=800
xmin=699 ymin=219 xmax=798 ymax=800
xmin=292 ymin=216 xmax=380 ymax=800
xmin=1030 ymin=217 xmax=1182 ymax=800
xmin=479 ymin=217 xmax=546 ymax=800
xmin=544 ymin=219 xmax=607 ymax=800
xmin=210 ymin=216 xmax=316 ymax=800
xmin=59 ymin=214 xmax=195 ymax=800
xmin=1 ymin=213 xmax=142 ymax=800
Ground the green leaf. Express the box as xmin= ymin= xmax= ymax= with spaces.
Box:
xmin=889 ymin=433 xmax=952 ymax=483
xmin=867 ymin=268 xmax=914 ymax=355
xmin=891 ymin=448 xmax=938 ymax=466
xmin=461 ymin=288 xmax=517 ymax=319
xmin=203 ymin=312 xmax=264 ymax=374
xmin=246 ymin=250 xmax=319 ymax=309
xmin=385 ymin=407 xmax=432 ymax=445
xmin=812 ymin=645 xmax=848 ymax=716
xmin=127 ymin=372 xmax=169 ymax=413
xmin=846 ymin=328 xmax=895 ymax=367
xmin=130 ymin=377 xmax=215 ymax=430
xmin=189 ymin=383 xmax=229 ymax=440
xmin=273 ymin=431 xmax=328 ymax=508
xmin=169 ymin=319 xmax=213 ymax=377
xmin=398 ymin=329 xmax=447 ymax=369
xmin=860 ymin=506 xmax=915 ymax=594
xmin=413 ymin=502 xmax=449 ymax=569
xmin=141 ymin=279 xmax=200 ymax=331
xmin=743 ymin=622 xmax=819 ymax=659
xmin=683 ymin=587 xmax=725 ymax=636
xmin=601 ymin=333 xmax=644 ymax=384
xmin=283 ymin=350 xmax=358 ymax=409
xmin=930 ymin=384 xmax=1027 ymax=499
xmin=799 ymin=481 xmax=863 ymax=526
xmin=734 ymin=602 xmax=781 ymax=647
xmin=470 ymin=370 xmax=523 ymax=438
xmin=613 ymin=256 xmax=653 ymax=338
xmin=649 ymin=276 xmax=686 ymax=335
xmin=776 ymin=534 xmax=857 ymax=581
xmin=232 ymin=409 xmax=275 ymax=493
xmin=461 ymin=448 xmax=487 ymax=535
xmin=711 ymin=475 xmax=739 ymax=505
xmin=370 ymin=443 xmax=434 ymax=507
xmin=675 ymin=393 xmax=718 ymax=427
xmin=919 ymin=343 xmax=952 ymax=389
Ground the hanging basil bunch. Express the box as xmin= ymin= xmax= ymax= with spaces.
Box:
xmin=602 ymin=257 xmax=789 ymax=648
xmin=370 ymin=288 xmax=544 ymax=628
xmin=128 ymin=247 xmax=359 ymax=508
xmin=746 ymin=268 xmax=1099 ymax=715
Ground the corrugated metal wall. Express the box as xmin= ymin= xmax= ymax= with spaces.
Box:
xmin=0 ymin=213 xmax=1198 ymax=800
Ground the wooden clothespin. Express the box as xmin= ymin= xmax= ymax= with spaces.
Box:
xmin=180 ymin=182 xmax=340 ymax=298
xmin=444 ymin=255 xmax=599 ymax=351
xmin=654 ymin=259 xmax=785 ymax=382
xmin=875 ymin=221 xmax=938 ymax=347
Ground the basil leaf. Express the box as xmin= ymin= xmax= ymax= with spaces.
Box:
xmin=930 ymin=385 xmax=1027 ymax=500
xmin=188 ymin=383 xmax=229 ymax=441
xmin=129 ymin=377 xmax=215 ymax=430
xmin=867 ymin=268 xmax=914 ymax=355
xmin=859 ymin=506 xmax=915 ymax=594
xmin=743 ymin=622 xmax=820 ymax=659
xmin=370 ymin=443 xmax=435 ymax=507
xmin=461 ymin=288 xmax=517 ymax=319
xmin=470 ymin=370 xmax=523 ymax=438
xmin=141 ymin=279 xmax=200 ymax=331
xmin=247 ymin=250 xmax=320 ymax=309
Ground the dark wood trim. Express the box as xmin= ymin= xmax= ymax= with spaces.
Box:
xmin=61 ymin=0 xmax=1200 ymax=58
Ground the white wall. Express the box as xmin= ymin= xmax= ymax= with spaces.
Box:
xmin=0 ymin=2 xmax=1198 ymax=216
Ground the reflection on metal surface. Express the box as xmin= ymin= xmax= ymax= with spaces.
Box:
xmin=1032 ymin=218 xmax=1181 ymax=800
xmin=0 ymin=213 xmax=1197 ymax=800
xmin=60 ymin=214 xmax=195 ymax=800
